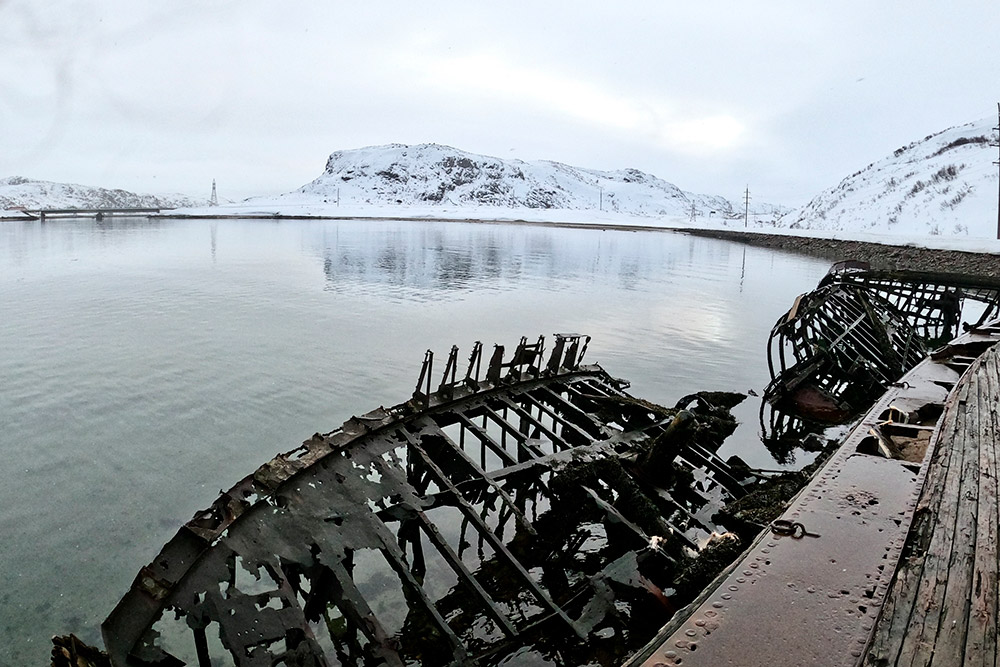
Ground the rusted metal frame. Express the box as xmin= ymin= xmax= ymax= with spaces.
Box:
xmin=826 ymin=269 xmax=1000 ymax=294
xmin=800 ymin=307 xmax=888 ymax=376
xmin=452 ymin=412 xmax=520 ymax=468
xmin=324 ymin=556 xmax=408 ymax=667
xmin=558 ymin=376 xmax=616 ymax=403
xmin=508 ymin=335 xmax=546 ymax=373
xmin=409 ymin=508 xmax=520 ymax=638
xmin=251 ymin=556 xmax=333 ymax=667
xmin=414 ymin=420 xmax=536 ymax=536
xmin=579 ymin=486 xmax=656 ymax=546
xmin=463 ymin=341 xmax=484 ymax=386
xmin=570 ymin=377 xmax=616 ymax=398
xmin=493 ymin=395 xmax=575 ymax=453
xmin=675 ymin=442 xmax=748 ymax=498
xmin=413 ymin=349 xmax=434 ymax=405
xmin=492 ymin=467 xmax=554 ymax=525
xmin=437 ymin=345 xmax=460 ymax=394
xmin=975 ymin=292 xmax=1000 ymax=327
xmin=529 ymin=385 xmax=609 ymax=441
xmin=413 ymin=366 xmax=605 ymax=450
xmin=192 ymin=627 xmax=211 ymax=667
xmin=545 ymin=335 xmax=568 ymax=374
xmin=785 ymin=296 xmax=862 ymax=366
xmin=574 ymin=368 xmax=629 ymax=397
xmin=857 ymin=292 xmax=908 ymax=375
xmin=178 ymin=553 xmax=316 ymax=665
xmin=360 ymin=461 xmax=472 ymax=660
xmin=815 ymin=294 xmax=901 ymax=374
xmin=401 ymin=431 xmax=585 ymax=639
xmin=594 ymin=470 xmax=704 ymax=551
xmin=508 ymin=385 xmax=603 ymax=446
xmin=486 ymin=344 xmax=505 ymax=384
xmin=474 ymin=404 xmax=548 ymax=461
xmin=544 ymin=333 xmax=589 ymax=373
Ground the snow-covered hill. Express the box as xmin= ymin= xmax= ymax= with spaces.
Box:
xmin=0 ymin=176 xmax=207 ymax=211
xmin=778 ymin=119 xmax=998 ymax=238
xmin=251 ymin=143 xmax=784 ymax=219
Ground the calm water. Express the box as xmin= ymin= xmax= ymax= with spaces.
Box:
xmin=0 ymin=218 xmax=830 ymax=666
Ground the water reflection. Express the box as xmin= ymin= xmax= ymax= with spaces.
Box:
xmin=0 ymin=217 xmax=832 ymax=666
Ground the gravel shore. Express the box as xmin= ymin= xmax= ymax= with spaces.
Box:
xmin=682 ymin=229 xmax=1000 ymax=278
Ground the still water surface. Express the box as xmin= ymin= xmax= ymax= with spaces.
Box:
xmin=0 ymin=218 xmax=831 ymax=665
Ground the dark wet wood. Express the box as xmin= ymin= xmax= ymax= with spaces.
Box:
xmin=866 ymin=344 xmax=1000 ymax=667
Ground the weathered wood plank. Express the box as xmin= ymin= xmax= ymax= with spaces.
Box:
xmin=897 ymin=381 xmax=971 ymax=667
xmin=865 ymin=383 xmax=968 ymax=664
xmin=963 ymin=351 xmax=999 ymax=667
xmin=930 ymin=370 xmax=980 ymax=666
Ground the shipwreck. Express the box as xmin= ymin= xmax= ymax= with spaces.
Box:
xmin=82 ymin=334 xmax=781 ymax=667
xmin=56 ymin=261 xmax=1000 ymax=667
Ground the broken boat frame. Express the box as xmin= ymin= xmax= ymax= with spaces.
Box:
xmin=100 ymin=334 xmax=760 ymax=666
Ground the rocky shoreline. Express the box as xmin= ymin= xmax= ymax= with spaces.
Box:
xmin=682 ymin=228 xmax=1000 ymax=277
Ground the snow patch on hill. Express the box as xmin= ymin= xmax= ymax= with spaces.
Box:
xmin=0 ymin=176 xmax=207 ymax=212
xmin=778 ymin=119 xmax=998 ymax=238
xmin=247 ymin=143 xmax=785 ymax=219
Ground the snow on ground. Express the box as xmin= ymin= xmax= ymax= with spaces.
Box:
xmin=0 ymin=176 xmax=206 ymax=210
xmin=778 ymin=118 xmax=999 ymax=239
xmin=164 ymin=200 xmax=1000 ymax=255
xmin=248 ymin=143 xmax=782 ymax=219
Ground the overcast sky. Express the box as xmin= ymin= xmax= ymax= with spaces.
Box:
xmin=3 ymin=1 xmax=998 ymax=206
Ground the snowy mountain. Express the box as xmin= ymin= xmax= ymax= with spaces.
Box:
xmin=777 ymin=119 xmax=998 ymax=238
xmin=0 ymin=176 xmax=207 ymax=211
xmin=256 ymin=143 xmax=784 ymax=219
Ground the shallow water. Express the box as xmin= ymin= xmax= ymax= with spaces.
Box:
xmin=0 ymin=217 xmax=831 ymax=665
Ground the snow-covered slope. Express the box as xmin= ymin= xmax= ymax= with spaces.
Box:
xmin=778 ymin=119 xmax=998 ymax=238
xmin=251 ymin=143 xmax=784 ymax=219
xmin=0 ymin=176 xmax=206 ymax=211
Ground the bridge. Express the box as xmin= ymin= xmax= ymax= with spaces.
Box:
xmin=29 ymin=208 xmax=163 ymax=221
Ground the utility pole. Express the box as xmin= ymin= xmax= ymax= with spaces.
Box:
xmin=744 ymin=186 xmax=751 ymax=228
xmin=209 ymin=179 xmax=218 ymax=207
xmin=994 ymin=103 xmax=1000 ymax=240
xmin=599 ymin=184 xmax=603 ymax=212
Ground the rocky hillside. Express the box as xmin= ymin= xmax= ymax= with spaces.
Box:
xmin=266 ymin=144 xmax=784 ymax=219
xmin=0 ymin=176 xmax=207 ymax=211
xmin=777 ymin=119 xmax=998 ymax=238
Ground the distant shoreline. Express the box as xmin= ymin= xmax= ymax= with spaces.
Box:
xmin=681 ymin=228 xmax=1000 ymax=276
xmin=156 ymin=211 xmax=1000 ymax=275
xmin=11 ymin=209 xmax=998 ymax=275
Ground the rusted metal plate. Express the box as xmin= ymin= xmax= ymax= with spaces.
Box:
xmin=636 ymin=448 xmax=920 ymax=667
xmin=632 ymin=318 xmax=999 ymax=667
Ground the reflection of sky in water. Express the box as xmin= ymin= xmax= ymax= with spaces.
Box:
xmin=0 ymin=217 xmax=831 ymax=666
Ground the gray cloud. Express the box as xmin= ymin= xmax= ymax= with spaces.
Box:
xmin=2 ymin=0 xmax=997 ymax=206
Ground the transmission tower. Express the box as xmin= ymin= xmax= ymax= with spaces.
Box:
xmin=210 ymin=179 xmax=218 ymax=207
xmin=744 ymin=186 xmax=751 ymax=228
